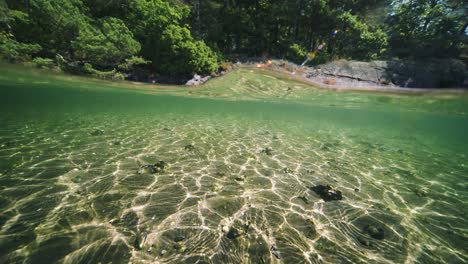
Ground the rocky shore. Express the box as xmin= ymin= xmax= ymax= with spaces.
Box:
xmin=270 ymin=59 xmax=468 ymax=90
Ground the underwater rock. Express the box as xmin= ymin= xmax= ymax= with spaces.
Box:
xmin=112 ymin=141 xmax=121 ymax=146
xmin=90 ymin=129 xmax=104 ymax=136
xmin=357 ymin=236 xmax=373 ymax=247
xmin=271 ymin=245 xmax=282 ymax=259
xmin=174 ymin=235 xmax=185 ymax=242
xmin=226 ymin=227 xmax=242 ymax=239
xmin=297 ymin=195 xmax=309 ymax=204
xmin=173 ymin=243 xmax=186 ymax=253
xmin=364 ymin=225 xmax=385 ymax=240
xmin=412 ymin=188 xmax=428 ymax=197
xmin=137 ymin=165 xmax=157 ymax=174
xmin=283 ymin=167 xmax=295 ymax=174
xmin=137 ymin=161 xmax=166 ymax=174
xmin=184 ymin=144 xmax=195 ymax=151
xmin=310 ymin=184 xmax=343 ymax=201
xmin=354 ymin=188 xmax=360 ymax=192
xmin=154 ymin=160 xmax=167 ymax=171
xmin=235 ymin=175 xmax=245 ymax=181
xmin=221 ymin=225 xmax=229 ymax=234
xmin=134 ymin=231 xmax=148 ymax=250
xmin=261 ymin=147 xmax=273 ymax=156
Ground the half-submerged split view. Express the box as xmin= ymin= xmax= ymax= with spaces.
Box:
xmin=0 ymin=1 xmax=467 ymax=264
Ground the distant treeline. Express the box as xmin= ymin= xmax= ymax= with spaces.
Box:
xmin=0 ymin=0 xmax=466 ymax=79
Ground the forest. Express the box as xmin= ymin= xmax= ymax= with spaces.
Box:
xmin=0 ymin=0 xmax=466 ymax=80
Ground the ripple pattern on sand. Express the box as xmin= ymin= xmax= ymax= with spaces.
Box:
xmin=0 ymin=113 xmax=467 ymax=264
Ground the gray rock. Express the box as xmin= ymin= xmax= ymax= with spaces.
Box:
xmin=185 ymin=74 xmax=211 ymax=86
xmin=305 ymin=59 xmax=467 ymax=88
xmin=364 ymin=225 xmax=385 ymax=240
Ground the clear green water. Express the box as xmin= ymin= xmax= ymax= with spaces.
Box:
xmin=0 ymin=66 xmax=467 ymax=263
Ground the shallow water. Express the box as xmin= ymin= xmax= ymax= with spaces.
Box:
xmin=0 ymin=67 xmax=467 ymax=263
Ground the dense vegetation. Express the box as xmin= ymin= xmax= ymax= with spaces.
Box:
xmin=0 ymin=0 xmax=466 ymax=80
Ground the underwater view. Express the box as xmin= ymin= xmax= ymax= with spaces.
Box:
xmin=0 ymin=66 xmax=467 ymax=263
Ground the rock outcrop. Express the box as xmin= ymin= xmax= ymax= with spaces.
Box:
xmin=185 ymin=74 xmax=211 ymax=86
xmin=303 ymin=59 xmax=467 ymax=88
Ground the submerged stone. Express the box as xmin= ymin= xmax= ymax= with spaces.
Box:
xmin=310 ymin=184 xmax=343 ymax=201
xmin=154 ymin=160 xmax=167 ymax=171
xmin=134 ymin=231 xmax=147 ymax=250
xmin=412 ymin=188 xmax=428 ymax=197
xmin=184 ymin=144 xmax=195 ymax=151
xmin=226 ymin=227 xmax=242 ymax=239
xmin=173 ymin=243 xmax=186 ymax=253
xmin=271 ymin=245 xmax=282 ymax=259
xmin=174 ymin=235 xmax=185 ymax=242
xmin=364 ymin=225 xmax=385 ymax=240
xmin=283 ymin=167 xmax=295 ymax=174
xmin=357 ymin=235 xmax=372 ymax=247
xmin=137 ymin=161 xmax=166 ymax=174
xmin=137 ymin=165 xmax=157 ymax=174
xmin=261 ymin=147 xmax=273 ymax=156
xmin=235 ymin=175 xmax=245 ymax=181
xmin=90 ymin=129 xmax=104 ymax=136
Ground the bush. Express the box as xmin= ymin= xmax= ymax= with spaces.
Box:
xmin=118 ymin=56 xmax=151 ymax=72
xmin=83 ymin=63 xmax=124 ymax=80
xmin=159 ymin=25 xmax=219 ymax=76
xmin=286 ymin=44 xmax=307 ymax=64
xmin=32 ymin=57 xmax=55 ymax=69
xmin=72 ymin=17 xmax=141 ymax=69
xmin=0 ymin=32 xmax=41 ymax=62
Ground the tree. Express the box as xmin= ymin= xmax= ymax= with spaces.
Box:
xmin=159 ymin=24 xmax=218 ymax=76
xmin=337 ymin=11 xmax=388 ymax=60
xmin=71 ymin=17 xmax=140 ymax=69
xmin=387 ymin=0 xmax=467 ymax=58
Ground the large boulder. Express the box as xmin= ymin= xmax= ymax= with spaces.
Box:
xmin=305 ymin=59 xmax=467 ymax=88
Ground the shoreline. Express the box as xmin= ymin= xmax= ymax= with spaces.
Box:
xmin=252 ymin=65 xmax=468 ymax=95
xmin=1 ymin=62 xmax=467 ymax=96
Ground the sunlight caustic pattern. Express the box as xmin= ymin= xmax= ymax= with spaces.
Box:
xmin=0 ymin=113 xmax=466 ymax=264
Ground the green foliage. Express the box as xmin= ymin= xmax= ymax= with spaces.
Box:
xmin=0 ymin=32 xmax=41 ymax=62
xmin=287 ymin=44 xmax=307 ymax=64
xmin=32 ymin=57 xmax=55 ymax=69
xmin=72 ymin=17 xmax=140 ymax=69
xmin=337 ymin=12 xmax=388 ymax=60
xmin=83 ymin=62 xmax=125 ymax=80
xmin=387 ymin=0 xmax=467 ymax=58
xmin=2 ymin=0 xmax=466 ymax=79
xmin=118 ymin=56 xmax=151 ymax=72
xmin=159 ymin=25 xmax=218 ymax=75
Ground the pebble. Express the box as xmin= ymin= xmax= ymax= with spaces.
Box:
xmin=235 ymin=175 xmax=245 ymax=181
xmin=310 ymin=184 xmax=343 ymax=201
xmin=364 ymin=225 xmax=385 ymax=240
xmin=174 ymin=235 xmax=185 ymax=242
xmin=226 ymin=227 xmax=242 ymax=239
